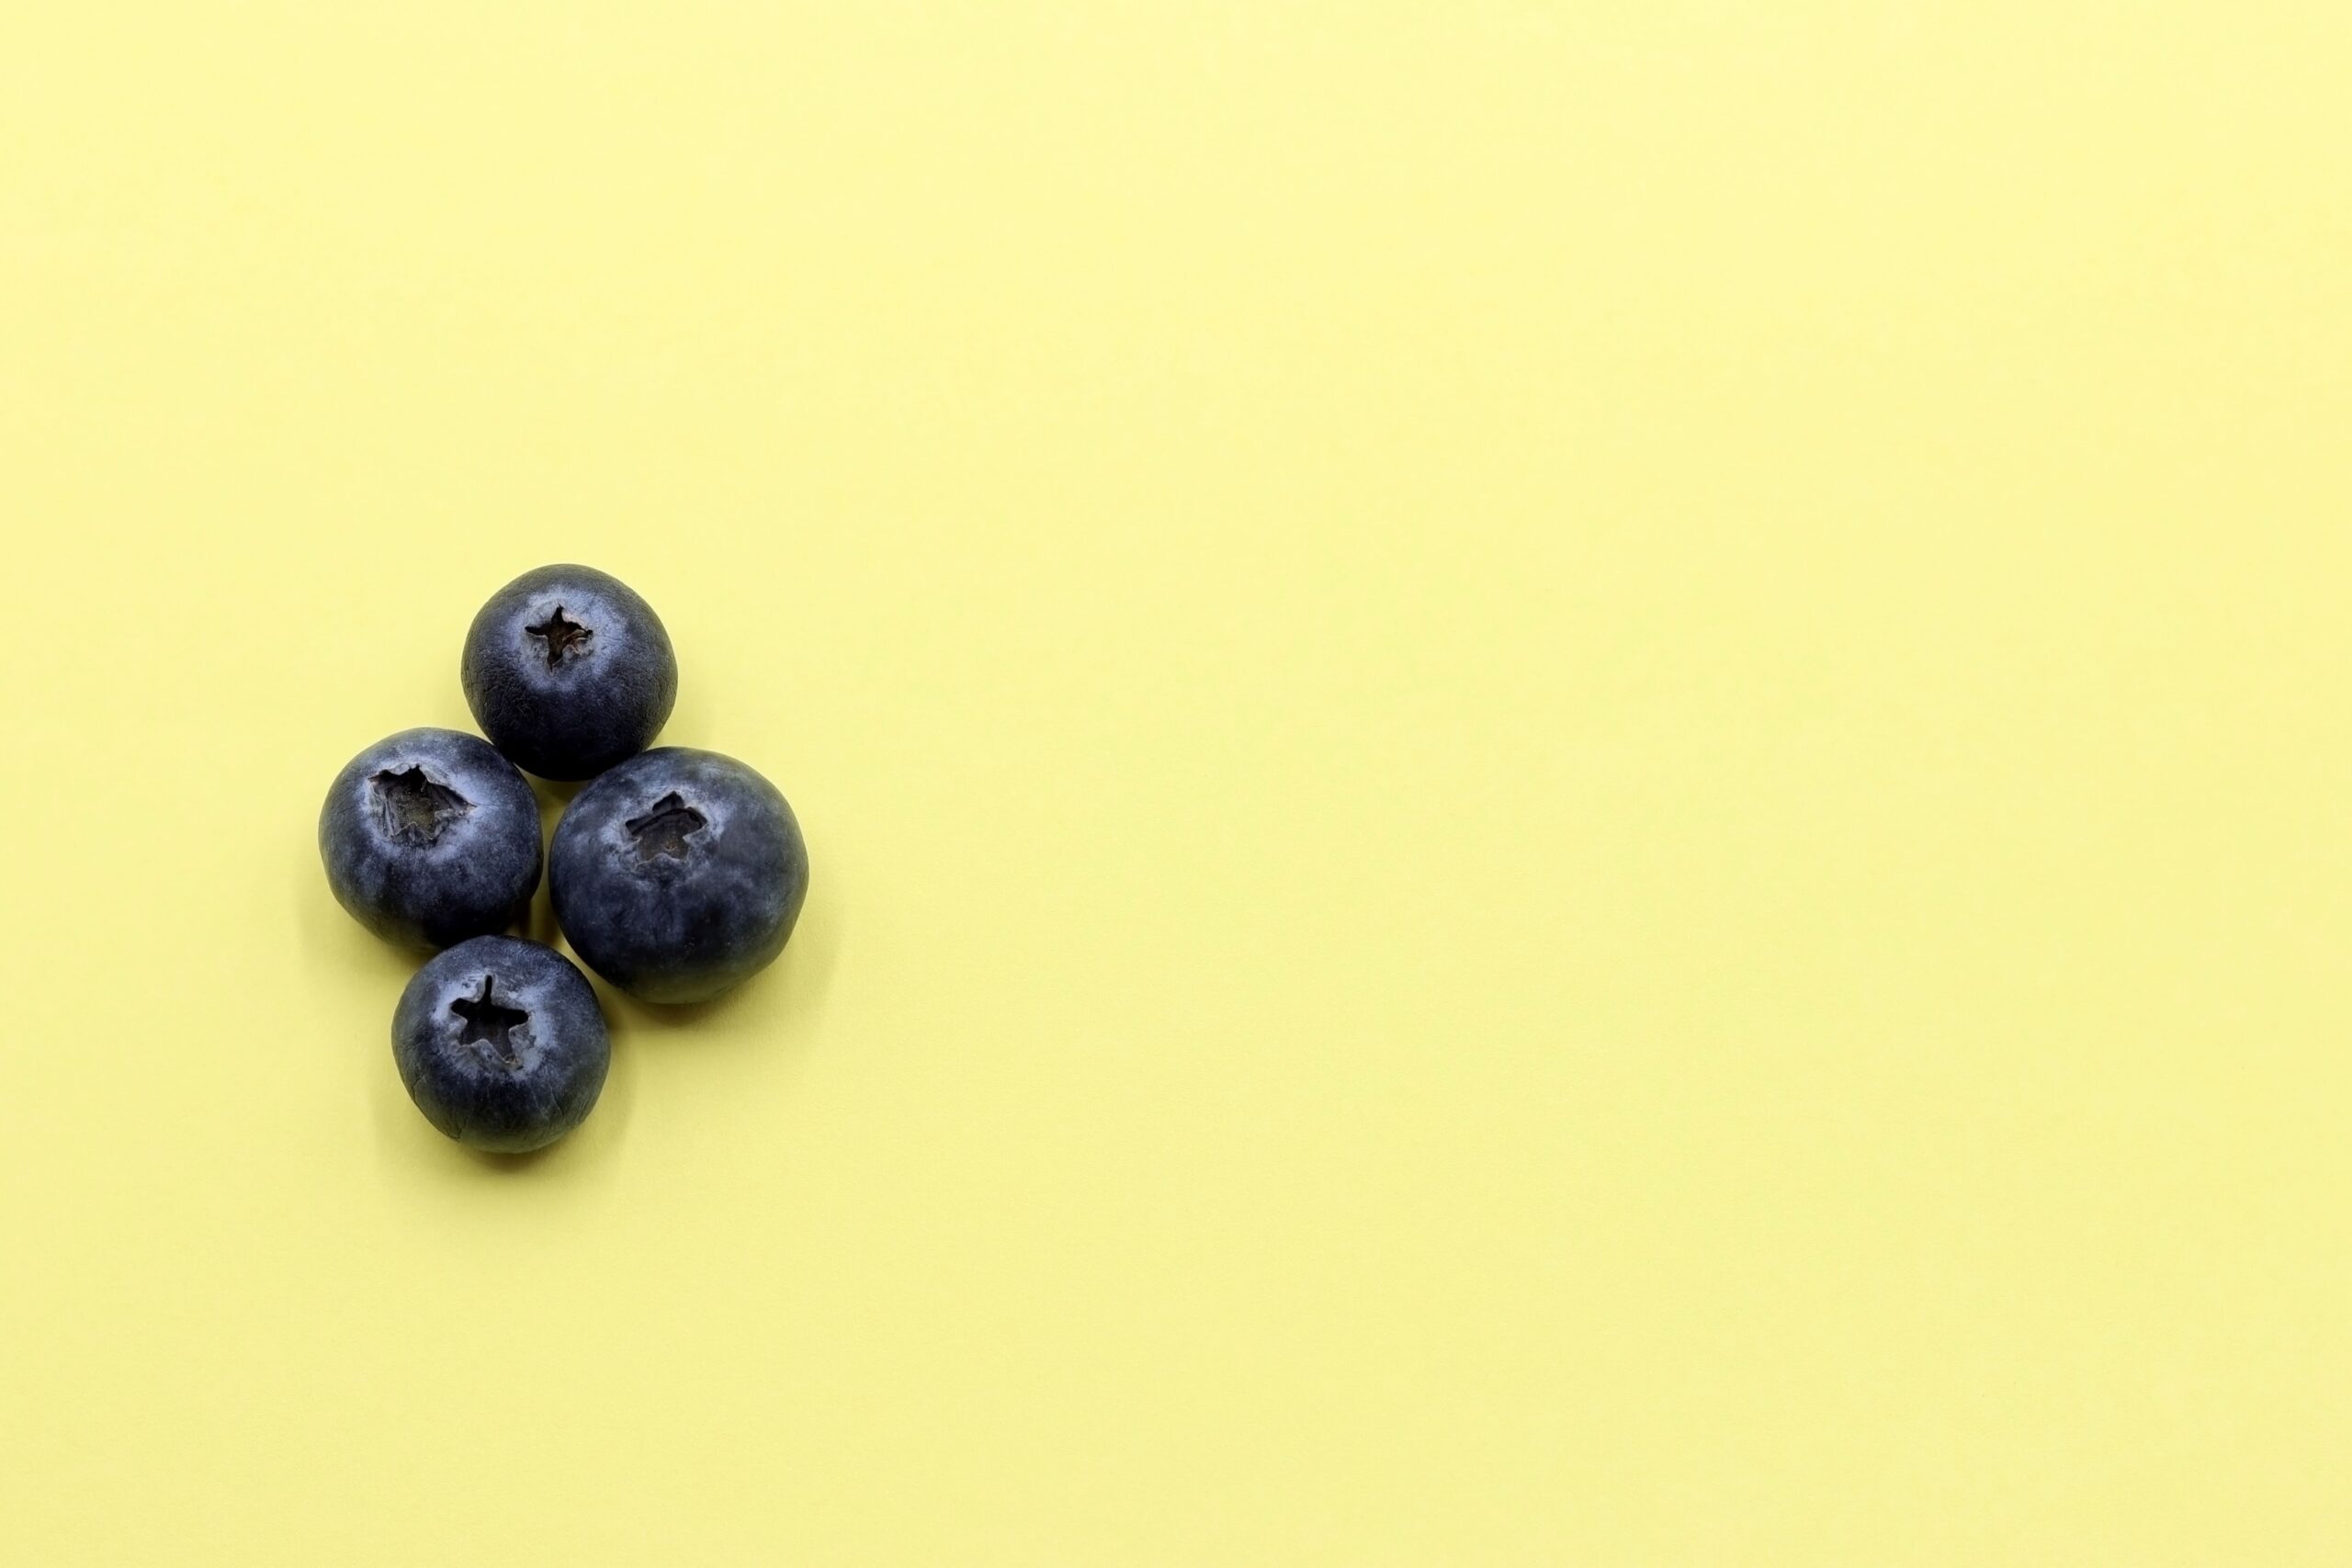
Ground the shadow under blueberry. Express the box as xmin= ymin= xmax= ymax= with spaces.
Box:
xmin=514 ymin=778 xmax=571 ymax=946
xmin=465 ymin=1144 xmax=565 ymax=1175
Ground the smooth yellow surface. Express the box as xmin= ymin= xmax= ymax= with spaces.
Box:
xmin=4 ymin=4 xmax=2350 ymax=1562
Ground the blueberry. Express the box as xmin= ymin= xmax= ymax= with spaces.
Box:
xmin=549 ymin=748 xmax=808 ymax=1004
xmin=461 ymin=564 xmax=679 ymax=780
xmin=319 ymin=728 xmax=542 ymax=950
xmin=391 ymin=936 xmax=611 ymax=1152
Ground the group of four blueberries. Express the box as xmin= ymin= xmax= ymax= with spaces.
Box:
xmin=320 ymin=565 xmax=809 ymax=1153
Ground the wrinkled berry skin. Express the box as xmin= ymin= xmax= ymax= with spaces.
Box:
xmin=550 ymin=748 xmax=808 ymax=1004
xmin=461 ymin=564 xmax=678 ymax=781
xmin=319 ymin=728 xmax=542 ymax=950
xmin=392 ymin=936 xmax=611 ymax=1153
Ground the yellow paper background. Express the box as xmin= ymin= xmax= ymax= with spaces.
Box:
xmin=4 ymin=4 xmax=2349 ymax=1562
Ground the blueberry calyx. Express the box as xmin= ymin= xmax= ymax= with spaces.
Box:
xmin=524 ymin=604 xmax=593 ymax=668
xmin=625 ymin=793 xmax=706 ymax=863
xmin=370 ymin=766 xmax=471 ymax=846
xmin=449 ymin=975 xmax=528 ymax=1067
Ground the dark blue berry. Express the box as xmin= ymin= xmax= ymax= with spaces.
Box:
xmin=391 ymin=936 xmax=610 ymax=1152
xmin=549 ymin=748 xmax=808 ymax=1004
xmin=319 ymin=728 xmax=541 ymax=950
xmin=461 ymin=564 xmax=678 ymax=780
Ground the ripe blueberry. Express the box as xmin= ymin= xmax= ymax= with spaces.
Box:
xmin=391 ymin=936 xmax=611 ymax=1152
xmin=461 ymin=564 xmax=678 ymax=780
xmin=319 ymin=728 xmax=541 ymax=950
xmin=549 ymin=748 xmax=808 ymax=1004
